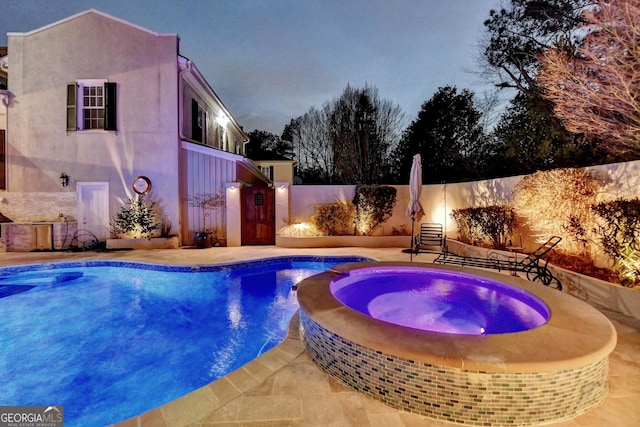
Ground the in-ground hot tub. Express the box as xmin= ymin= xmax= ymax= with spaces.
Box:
xmin=297 ymin=262 xmax=617 ymax=426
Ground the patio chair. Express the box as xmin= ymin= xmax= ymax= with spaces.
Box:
xmin=413 ymin=223 xmax=444 ymax=253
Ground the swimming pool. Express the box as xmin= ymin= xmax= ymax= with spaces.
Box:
xmin=0 ymin=256 xmax=370 ymax=426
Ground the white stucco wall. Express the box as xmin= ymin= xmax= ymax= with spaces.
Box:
xmin=6 ymin=11 xmax=181 ymax=237
xmin=286 ymin=161 xmax=640 ymax=238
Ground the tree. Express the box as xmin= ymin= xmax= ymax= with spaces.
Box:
xmin=539 ymin=0 xmax=640 ymax=155
xmin=287 ymin=84 xmax=405 ymax=184
xmin=489 ymin=92 xmax=609 ymax=174
xmin=391 ymin=86 xmax=488 ymax=184
xmin=330 ymin=85 xmax=405 ymax=184
xmin=284 ymin=107 xmax=336 ymax=183
xmin=246 ymin=130 xmax=293 ymax=160
xmin=480 ymin=0 xmax=593 ymax=160
xmin=481 ymin=0 xmax=590 ymax=96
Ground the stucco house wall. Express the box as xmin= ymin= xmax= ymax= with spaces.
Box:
xmin=7 ymin=10 xmax=180 ymax=239
xmin=2 ymin=9 xmax=261 ymax=249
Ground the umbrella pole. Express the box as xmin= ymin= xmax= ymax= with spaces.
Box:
xmin=410 ymin=215 xmax=415 ymax=262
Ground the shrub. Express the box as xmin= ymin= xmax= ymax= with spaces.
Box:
xmin=451 ymin=208 xmax=484 ymax=246
xmin=353 ymin=185 xmax=397 ymax=236
xmin=111 ymin=195 xmax=160 ymax=239
xmin=310 ymin=201 xmax=355 ymax=236
xmin=592 ymin=198 xmax=640 ymax=287
xmin=511 ymin=168 xmax=605 ymax=255
xmin=451 ymin=205 xmax=517 ymax=249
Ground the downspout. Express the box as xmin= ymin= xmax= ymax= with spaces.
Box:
xmin=177 ymin=56 xmax=192 ymax=143
xmin=0 ymin=89 xmax=15 ymax=192
xmin=177 ymin=56 xmax=192 ymax=246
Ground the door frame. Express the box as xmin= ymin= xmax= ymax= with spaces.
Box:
xmin=76 ymin=181 xmax=110 ymax=240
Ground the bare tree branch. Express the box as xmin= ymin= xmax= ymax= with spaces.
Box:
xmin=539 ymin=0 xmax=640 ymax=154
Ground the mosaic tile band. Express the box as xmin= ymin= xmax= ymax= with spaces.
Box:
xmin=299 ymin=310 xmax=609 ymax=426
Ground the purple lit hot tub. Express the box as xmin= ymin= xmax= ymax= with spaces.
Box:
xmin=297 ymin=262 xmax=617 ymax=426
xmin=329 ymin=267 xmax=549 ymax=335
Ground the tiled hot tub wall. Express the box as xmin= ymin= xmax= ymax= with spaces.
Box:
xmin=300 ymin=311 xmax=609 ymax=426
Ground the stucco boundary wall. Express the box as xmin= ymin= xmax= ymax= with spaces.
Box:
xmin=285 ymin=160 xmax=640 ymax=239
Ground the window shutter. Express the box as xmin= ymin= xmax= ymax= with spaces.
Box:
xmin=66 ymin=83 xmax=77 ymax=131
xmin=104 ymin=82 xmax=117 ymax=131
xmin=191 ymin=99 xmax=202 ymax=142
xmin=203 ymin=110 xmax=207 ymax=145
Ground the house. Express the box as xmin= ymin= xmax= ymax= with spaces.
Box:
xmin=251 ymin=153 xmax=297 ymax=185
xmin=0 ymin=9 xmax=275 ymax=250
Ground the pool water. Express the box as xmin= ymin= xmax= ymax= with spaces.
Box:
xmin=330 ymin=267 xmax=550 ymax=335
xmin=0 ymin=256 xmax=368 ymax=426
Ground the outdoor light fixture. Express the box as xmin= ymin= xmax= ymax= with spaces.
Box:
xmin=59 ymin=172 xmax=69 ymax=187
xmin=216 ymin=114 xmax=229 ymax=127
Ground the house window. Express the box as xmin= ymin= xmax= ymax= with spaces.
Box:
xmin=67 ymin=80 xmax=117 ymax=131
xmin=191 ymin=99 xmax=207 ymax=143
xmin=260 ymin=165 xmax=274 ymax=180
xmin=219 ymin=126 xmax=227 ymax=151
xmin=82 ymin=85 xmax=104 ymax=129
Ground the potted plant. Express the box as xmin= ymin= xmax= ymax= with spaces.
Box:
xmin=187 ymin=192 xmax=225 ymax=248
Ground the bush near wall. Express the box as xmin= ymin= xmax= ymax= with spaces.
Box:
xmin=310 ymin=201 xmax=355 ymax=236
xmin=592 ymin=198 xmax=640 ymax=287
xmin=451 ymin=205 xmax=517 ymax=249
xmin=511 ymin=168 xmax=604 ymax=256
xmin=353 ymin=185 xmax=397 ymax=236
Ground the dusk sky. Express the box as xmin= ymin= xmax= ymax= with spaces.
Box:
xmin=1 ymin=0 xmax=503 ymax=134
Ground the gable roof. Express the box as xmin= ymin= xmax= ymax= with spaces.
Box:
xmin=7 ymin=9 xmax=176 ymax=39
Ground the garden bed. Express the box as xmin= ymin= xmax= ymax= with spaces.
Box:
xmin=106 ymin=236 xmax=180 ymax=250
xmin=276 ymin=235 xmax=411 ymax=248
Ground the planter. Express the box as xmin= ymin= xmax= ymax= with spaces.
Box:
xmin=106 ymin=236 xmax=179 ymax=250
xmin=549 ymin=264 xmax=640 ymax=320
xmin=194 ymin=232 xmax=214 ymax=249
xmin=276 ymin=235 xmax=411 ymax=248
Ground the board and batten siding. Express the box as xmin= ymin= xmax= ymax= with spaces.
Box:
xmin=181 ymin=142 xmax=236 ymax=245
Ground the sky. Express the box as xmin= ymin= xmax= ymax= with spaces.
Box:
xmin=1 ymin=0 xmax=503 ymax=135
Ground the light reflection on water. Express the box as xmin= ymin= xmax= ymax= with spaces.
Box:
xmin=0 ymin=257 xmax=367 ymax=427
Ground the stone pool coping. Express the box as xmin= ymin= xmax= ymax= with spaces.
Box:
xmin=297 ymin=261 xmax=617 ymax=374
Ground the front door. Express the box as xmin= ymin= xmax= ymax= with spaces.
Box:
xmin=77 ymin=182 xmax=110 ymax=240
xmin=242 ymin=186 xmax=275 ymax=245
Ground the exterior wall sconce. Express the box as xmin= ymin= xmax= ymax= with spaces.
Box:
xmin=60 ymin=172 xmax=69 ymax=187
xmin=216 ymin=114 xmax=229 ymax=127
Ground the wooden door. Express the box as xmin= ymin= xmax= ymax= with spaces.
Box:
xmin=242 ymin=186 xmax=275 ymax=245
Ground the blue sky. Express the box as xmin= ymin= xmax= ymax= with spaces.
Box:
xmin=1 ymin=0 xmax=502 ymax=134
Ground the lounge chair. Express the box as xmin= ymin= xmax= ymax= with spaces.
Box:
xmin=433 ymin=236 xmax=562 ymax=290
xmin=412 ymin=223 xmax=444 ymax=253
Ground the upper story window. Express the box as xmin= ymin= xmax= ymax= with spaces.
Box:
xmin=67 ymin=79 xmax=117 ymax=132
xmin=260 ymin=165 xmax=274 ymax=180
xmin=191 ymin=99 xmax=206 ymax=143
xmin=219 ymin=126 xmax=227 ymax=151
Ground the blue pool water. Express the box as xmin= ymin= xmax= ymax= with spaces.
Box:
xmin=0 ymin=256 xmax=369 ymax=426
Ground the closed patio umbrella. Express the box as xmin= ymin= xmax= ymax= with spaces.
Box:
xmin=406 ymin=153 xmax=423 ymax=261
